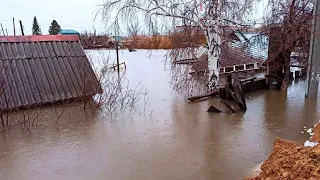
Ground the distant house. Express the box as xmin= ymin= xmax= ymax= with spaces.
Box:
xmin=192 ymin=32 xmax=268 ymax=76
xmin=58 ymin=29 xmax=80 ymax=37
xmin=80 ymin=35 xmax=115 ymax=49
xmin=219 ymin=32 xmax=268 ymax=74
xmin=0 ymin=35 xmax=102 ymax=111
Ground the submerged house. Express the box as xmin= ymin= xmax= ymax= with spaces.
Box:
xmin=220 ymin=32 xmax=268 ymax=74
xmin=192 ymin=31 xmax=268 ymax=77
xmin=0 ymin=35 xmax=102 ymax=111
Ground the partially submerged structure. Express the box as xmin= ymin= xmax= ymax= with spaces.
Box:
xmin=191 ymin=31 xmax=268 ymax=78
xmin=185 ymin=32 xmax=269 ymax=106
xmin=0 ymin=35 xmax=102 ymax=111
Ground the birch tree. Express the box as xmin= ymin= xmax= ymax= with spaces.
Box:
xmin=99 ymin=0 xmax=254 ymax=90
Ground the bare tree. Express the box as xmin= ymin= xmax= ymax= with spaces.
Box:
xmin=264 ymin=0 xmax=312 ymax=89
xmin=128 ymin=22 xmax=140 ymax=38
xmin=98 ymin=0 xmax=254 ymax=90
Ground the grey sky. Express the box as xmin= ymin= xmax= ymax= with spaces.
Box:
xmin=0 ymin=0 xmax=105 ymax=35
xmin=0 ymin=0 xmax=268 ymax=36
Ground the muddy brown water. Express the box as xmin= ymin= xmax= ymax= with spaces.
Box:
xmin=0 ymin=50 xmax=319 ymax=180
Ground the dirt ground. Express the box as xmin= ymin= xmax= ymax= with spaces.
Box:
xmin=311 ymin=123 xmax=320 ymax=143
xmin=244 ymin=138 xmax=320 ymax=180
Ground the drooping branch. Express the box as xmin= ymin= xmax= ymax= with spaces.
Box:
xmin=98 ymin=0 xmax=255 ymax=92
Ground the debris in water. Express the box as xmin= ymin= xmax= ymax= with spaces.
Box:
xmin=207 ymin=105 xmax=222 ymax=113
xmin=221 ymin=100 xmax=236 ymax=113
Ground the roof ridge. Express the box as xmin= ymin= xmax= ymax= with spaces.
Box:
xmin=0 ymin=35 xmax=79 ymax=43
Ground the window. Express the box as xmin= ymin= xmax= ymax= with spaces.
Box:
xmin=235 ymin=65 xmax=244 ymax=71
xmin=225 ymin=66 xmax=234 ymax=72
xmin=246 ymin=64 xmax=254 ymax=69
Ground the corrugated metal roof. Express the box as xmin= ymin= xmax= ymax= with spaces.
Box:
xmin=220 ymin=43 xmax=265 ymax=67
xmin=0 ymin=35 xmax=102 ymax=111
xmin=192 ymin=42 xmax=265 ymax=73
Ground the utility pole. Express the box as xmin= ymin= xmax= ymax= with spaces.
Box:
xmin=13 ymin=17 xmax=16 ymax=36
xmin=19 ymin=20 xmax=24 ymax=36
xmin=116 ymin=40 xmax=120 ymax=75
xmin=306 ymin=0 xmax=320 ymax=97
xmin=0 ymin=24 xmax=5 ymax=36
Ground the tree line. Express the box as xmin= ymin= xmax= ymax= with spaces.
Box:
xmin=32 ymin=16 xmax=61 ymax=35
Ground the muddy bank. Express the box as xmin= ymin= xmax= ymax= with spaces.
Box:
xmin=244 ymin=138 xmax=320 ymax=179
xmin=310 ymin=122 xmax=320 ymax=143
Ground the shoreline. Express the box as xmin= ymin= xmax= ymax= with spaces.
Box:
xmin=245 ymin=122 xmax=320 ymax=179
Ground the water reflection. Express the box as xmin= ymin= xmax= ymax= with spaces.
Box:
xmin=0 ymin=50 xmax=319 ymax=180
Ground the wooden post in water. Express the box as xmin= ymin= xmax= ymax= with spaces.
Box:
xmin=0 ymin=24 xmax=4 ymax=36
xmin=116 ymin=41 xmax=120 ymax=75
xmin=19 ymin=20 xmax=24 ymax=36
xmin=13 ymin=17 xmax=16 ymax=36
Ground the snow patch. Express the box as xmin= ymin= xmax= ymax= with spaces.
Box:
xmin=304 ymin=140 xmax=319 ymax=147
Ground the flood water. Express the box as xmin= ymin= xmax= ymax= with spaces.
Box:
xmin=0 ymin=50 xmax=320 ymax=180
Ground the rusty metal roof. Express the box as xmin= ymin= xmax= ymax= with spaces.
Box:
xmin=220 ymin=43 xmax=265 ymax=67
xmin=0 ymin=35 xmax=102 ymax=111
xmin=192 ymin=44 xmax=265 ymax=72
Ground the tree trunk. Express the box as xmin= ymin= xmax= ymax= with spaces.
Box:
xmin=281 ymin=51 xmax=291 ymax=90
xmin=206 ymin=1 xmax=221 ymax=90
xmin=207 ymin=40 xmax=221 ymax=90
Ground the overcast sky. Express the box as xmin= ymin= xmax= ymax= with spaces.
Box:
xmin=0 ymin=0 xmax=268 ymax=36
xmin=0 ymin=0 xmax=106 ymax=35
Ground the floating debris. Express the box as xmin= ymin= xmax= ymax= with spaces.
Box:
xmin=207 ymin=105 xmax=222 ymax=113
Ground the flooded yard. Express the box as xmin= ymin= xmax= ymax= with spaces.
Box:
xmin=0 ymin=50 xmax=319 ymax=180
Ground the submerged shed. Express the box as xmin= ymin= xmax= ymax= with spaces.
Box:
xmin=0 ymin=35 xmax=102 ymax=111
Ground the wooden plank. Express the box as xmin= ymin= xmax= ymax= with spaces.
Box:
xmin=188 ymin=90 xmax=219 ymax=101
xmin=174 ymin=58 xmax=197 ymax=64
xmin=232 ymin=74 xmax=247 ymax=111
xmin=221 ymin=100 xmax=236 ymax=113
xmin=240 ymin=77 xmax=256 ymax=83
xmin=207 ymin=105 xmax=222 ymax=113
